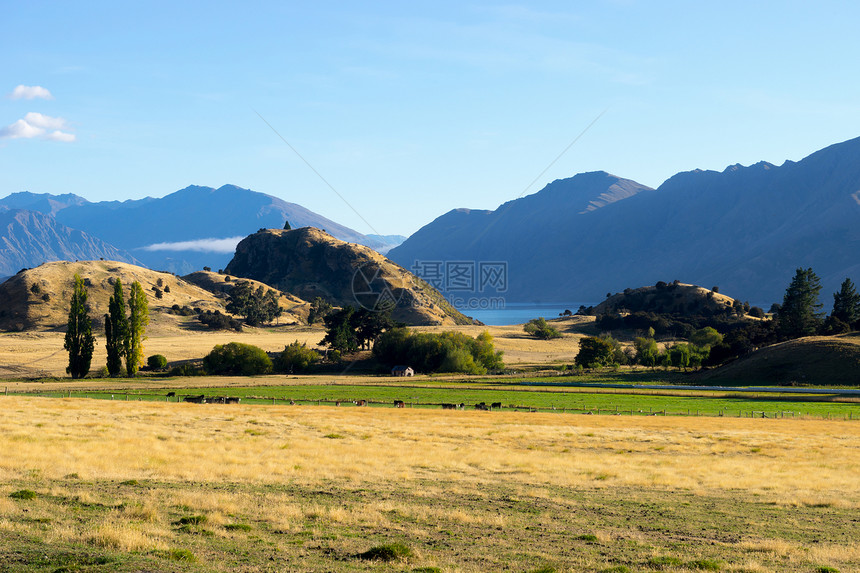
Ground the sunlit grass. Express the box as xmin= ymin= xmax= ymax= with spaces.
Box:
xmin=1 ymin=396 xmax=858 ymax=571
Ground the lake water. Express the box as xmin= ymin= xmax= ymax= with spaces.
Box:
xmin=457 ymin=302 xmax=594 ymax=326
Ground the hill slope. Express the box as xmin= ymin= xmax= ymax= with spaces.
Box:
xmin=696 ymin=333 xmax=860 ymax=386
xmin=389 ymin=137 xmax=860 ymax=304
xmin=0 ymin=260 xmax=307 ymax=332
xmin=225 ymin=227 xmax=477 ymax=326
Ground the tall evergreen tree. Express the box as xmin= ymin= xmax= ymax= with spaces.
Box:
xmin=64 ymin=274 xmax=96 ymax=379
xmin=831 ymin=278 xmax=860 ymax=326
xmin=105 ymin=279 xmax=128 ymax=377
xmin=777 ymin=267 xmax=823 ymax=339
xmin=125 ymin=281 xmax=149 ymax=376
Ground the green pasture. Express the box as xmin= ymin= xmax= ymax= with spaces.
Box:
xmin=19 ymin=380 xmax=860 ymax=420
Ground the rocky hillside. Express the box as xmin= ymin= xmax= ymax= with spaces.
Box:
xmin=0 ymin=260 xmax=306 ymax=332
xmin=224 ymin=227 xmax=477 ymax=326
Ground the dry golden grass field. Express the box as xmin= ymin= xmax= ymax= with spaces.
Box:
xmin=0 ymin=317 xmax=593 ymax=380
xmin=1 ymin=396 xmax=858 ymax=572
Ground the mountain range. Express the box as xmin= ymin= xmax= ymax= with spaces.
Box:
xmin=0 ymin=208 xmax=142 ymax=277
xmin=389 ymin=137 xmax=860 ymax=306
xmin=0 ymin=185 xmax=405 ymax=276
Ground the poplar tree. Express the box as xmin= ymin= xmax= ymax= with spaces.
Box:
xmin=124 ymin=281 xmax=149 ymax=376
xmin=64 ymin=274 xmax=96 ymax=379
xmin=105 ymin=279 xmax=128 ymax=377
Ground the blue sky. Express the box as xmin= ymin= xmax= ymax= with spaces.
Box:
xmin=3 ymin=1 xmax=860 ymax=237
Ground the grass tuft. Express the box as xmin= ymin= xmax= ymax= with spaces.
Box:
xmin=224 ymin=523 xmax=252 ymax=532
xmin=174 ymin=515 xmax=207 ymax=526
xmin=688 ymin=559 xmax=722 ymax=570
xmin=9 ymin=489 xmax=37 ymax=500
xmin=648 ymin=555 xmax=683 ymax=568
xmin=357 ymin=542 xmax=413 ymax=561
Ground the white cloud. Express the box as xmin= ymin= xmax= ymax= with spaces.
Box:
xmin=9 ymin=85 xmax=54 ymax=100
xmin=0 ymin=118 xmax=45 ymax=139
xmin=24 ymin=112 xmax=68 ymax=130
xmin=139 ymin=237 xmax=245 ymax=253
xmin=0 ymin=113 xmax=75 ymax=142
xmin=45 ymin=130 xmax=76 ymax=142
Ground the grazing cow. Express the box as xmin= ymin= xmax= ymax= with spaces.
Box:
xmin=475 ymin=402 xmax=489 ymax=411
xmin=491 ymin=402 xmax=502 ymax=410
xmin=166 ymin=391 xmax=176 ymax=398
xmin=289 ymin=399 xmax=295 ymax=405
xmin=183 ymin=394 xmax=205 ymax=404
xmin=394 ymin=400 xmax=405 ymax=408
xmin=442 ymin=403 xmax=456 ymax=410
xmin=335 ymin=401 xmax=341 ymax=407
xmin=458 ymin=403 xmax=465 ymax=410
xmin=354 ymin=399 xmax=367 ymax=407
xmin=225 ymin=396 xmax=241 ymax=404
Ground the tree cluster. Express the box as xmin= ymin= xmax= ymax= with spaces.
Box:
xmin=574 ymin=326 xmax=720 ymax=371
xmin=273 ymin=340 xmax=321 ymax=373
xmin=307 ymin=296 xmax=333 ymax=325
xmin=373 ymin=328 xmax=504 ymax=375
xmin=523 ymin=317 xmax=562 ymax=340
xmin=226 ymin=281 xmax=282 ymax=326
xmin=104 ymin=279 xmax=150 ymax=377
xmin=203 ymin=342 xmax=273 ymax=375
xmin=198 ymin=310 xmax=243 ymax=331
xmin=320 ymin=306 xmax=397 ymax=354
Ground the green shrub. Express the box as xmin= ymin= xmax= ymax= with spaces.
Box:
xmin=815 ymin=567 xmax=839 ymax=573
xmin=203 ymin=342 xmax=272 ymax=375
xmin=274 ymin=340 xmax=320 ymax=373
xmin=373 ymin=328 xmax=504 ymax=374
xmin=524 ymin=317 xmax=562 ymax=340
xmin=169 ymin=363 xmax=204 ymax=376
xmin=357 ymin=543 xmax=412 ymax=561
xmin=147 ymin=354 xmax=167 ymax=370
xmin=9 ymin=489 xmax=37 ymax=500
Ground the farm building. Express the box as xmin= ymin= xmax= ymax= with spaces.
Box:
xmin=391 ymin=365 xmax=414 ymax=377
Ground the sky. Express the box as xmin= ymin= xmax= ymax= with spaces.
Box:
xmin=3 ymin=1 xmax=860 ymax=238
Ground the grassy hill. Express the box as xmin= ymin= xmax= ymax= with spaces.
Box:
xmin=182 ymin=270 xmax=310 ymax=323
xmin=592 ymin=282 xmax=749 ymax=317
xmin=0 ymin=260 xmax=307 ymax=333
xmin=696 ymin=332 xmax=860 ymax=386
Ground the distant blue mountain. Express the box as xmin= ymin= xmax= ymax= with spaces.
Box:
xmin=389 ymin=138 xmax=860 ymax=305
xmin=1 ymin=184 xmax=387 ymax=275
xmin=0 ymin=208 xmax=141 ymax=277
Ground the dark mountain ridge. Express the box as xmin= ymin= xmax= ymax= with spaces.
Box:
xmin=389 ymin=137 xmax=860 ymax=305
